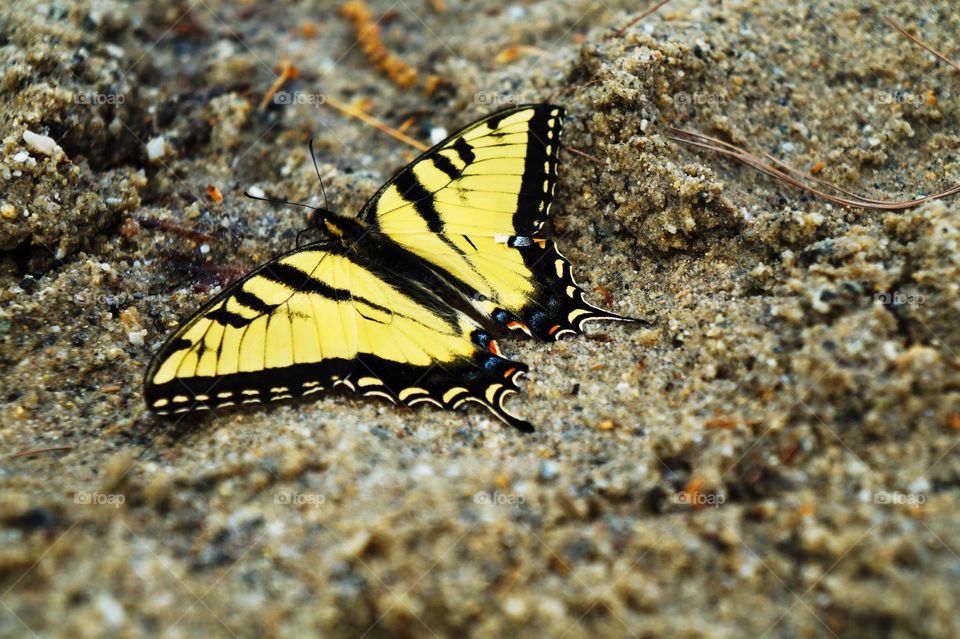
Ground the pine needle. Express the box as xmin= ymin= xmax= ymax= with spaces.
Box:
xmin=613 ymin=0 xmax=672 ymax=37
xmin=667 ymin=127 xmax=960 ymax=210
xmin=323 ymin=95 xmax=429 ymax=152
xmin=668 ymin=16 xmax=960 ymax=211
xmin=882 ymin=16 xmax=960 ymax=74
xmin=259 ymin=57 xmax=300 ymax=112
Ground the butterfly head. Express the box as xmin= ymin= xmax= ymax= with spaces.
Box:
xmin=317 ymin=210 xmax=368 ymax=245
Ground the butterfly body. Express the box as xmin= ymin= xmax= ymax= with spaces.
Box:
xmin=144 ymin=105 xmax=644 ymax=431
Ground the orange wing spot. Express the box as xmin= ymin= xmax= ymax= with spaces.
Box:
xmin=534 ymin=238 xmax=547 ymax=248
xmin=504 ymin=367 xmax=517 ymax=378
xmin=506 ymin=321 xmax=528 ymax=331
xmin=548 ymin=324 xmax=561 ymax=336
xmin=488 ymin=340 xmax=502 ymax=356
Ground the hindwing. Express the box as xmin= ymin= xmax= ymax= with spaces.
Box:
xmin=143 ymin=244 xmax=532 ymax=431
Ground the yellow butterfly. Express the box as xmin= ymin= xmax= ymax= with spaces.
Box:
xmin=144 ymin=105 xmax=644 ymax=431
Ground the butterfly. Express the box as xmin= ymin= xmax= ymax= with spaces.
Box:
xmin=143 ymin=104 xmax=645 ymax=432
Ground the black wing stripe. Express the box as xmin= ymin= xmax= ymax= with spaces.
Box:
xmin=258 ymin=261 xmax=415 ymax=324
xmin=452 ymin=136 xmax=476 ymax=166
xmin=233 ymin=288 xmax=278 ymax=315
xmin=432 ymin=154 xmax=462 ymax=181
xmin=393 ymin=169 xmax=445 ymax=233
xmin=207 ymin=305 xmax=251 ymax=328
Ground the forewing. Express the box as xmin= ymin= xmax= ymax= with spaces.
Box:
xmin=358 ymin=104 xmax=640 ymax=339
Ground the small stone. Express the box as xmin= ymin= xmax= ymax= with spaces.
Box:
xmin=502 ymin=596 xmax=527 ymax=620
xmin=119 ymin=307 xmax=141 ymax=329
xmin=94 ymin=593 xmax=126 ymax=628
xmin=104 ymin=43 xmax=125 ymax=59
xmin=430 ymin=127 xmax=448 ymax=145
xmin=337 ymin=530 xmax=372 ymax=559
xmin=146 ymin=136 xmax=166 ymax=161
xmin=597 ymin=419 xmax=618 ymax=431
xmin=539 ymin=460 xmax=559 ymax=481
xmin=412 ymin=463 xmax=434 ymax=479
xmin=1 ymin=203 xmax=16 ymax=219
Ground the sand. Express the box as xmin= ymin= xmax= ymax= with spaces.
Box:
xmin=2 ymin=0 xmax=959 ymax=637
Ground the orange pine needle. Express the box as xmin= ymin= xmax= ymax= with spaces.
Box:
xmin=340 ymin=1 xmax=419 ymax=89
xmin=259 ymin=57 xmax=300 ymax=112
xmin=495 ymin=45 xmax=546 ymax=65
xmin=397 ymin=115 xmax=418 ymax=134
xmin=323 ymin=95 xmax=428 ymax=151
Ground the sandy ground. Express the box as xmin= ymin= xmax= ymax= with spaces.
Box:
xmin=2 ymin=0 xmax=959 ymax=637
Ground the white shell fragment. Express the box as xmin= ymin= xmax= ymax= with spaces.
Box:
xmin=23 ymin=130 xmax=64 ymax=157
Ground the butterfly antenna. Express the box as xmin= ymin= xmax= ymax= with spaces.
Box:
xmin=242 ymin=190 xmax=322 ymax=213
xmin=308 ymin=138 xmax=330 ymax=212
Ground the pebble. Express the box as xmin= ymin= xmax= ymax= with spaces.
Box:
xmin=502 ymin=596 xmax=527 ymax=620
xmin=539 ymin=460 xmax=559 ymax=481
xmin=1 ymin=203 xmax=16 ymax=219
xmin=94 ymin=593 xmax=126 ymax=628
xmin=505 ymin=6 xmax=526 ymax=21
xmin=146 ymin=136 xmax=166 ymax=161
xmin=412 ymin=463 xmax=434 ymax=479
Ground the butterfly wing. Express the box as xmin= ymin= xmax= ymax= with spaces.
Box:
xmin=358 ymin=104 xmax=639 ymax=340
xmin=143 ymin=244 xmax=532 ymax=431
